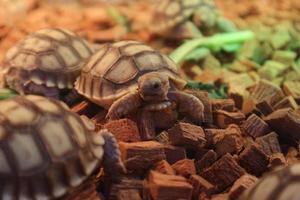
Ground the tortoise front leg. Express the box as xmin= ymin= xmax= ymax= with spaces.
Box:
xmin=100 ymin=130 xmax=126 ymax=176
xmin=106 ymin=91 xmax=142 ymax=120
xmin=168 ymin=91 xmax=204 ymax=124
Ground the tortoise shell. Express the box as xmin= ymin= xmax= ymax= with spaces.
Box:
xmin=2 ymin=28 xmax=93 ymax=93
xmin=0 ymin=95 xmax=104 ymax=200
xmin=152 ymin=0 xmax=217 ymax=34
xmin=75 ymin=40 xmax=186 ymax=108
xmin=241 ymin=163 xmax=300 ymax=200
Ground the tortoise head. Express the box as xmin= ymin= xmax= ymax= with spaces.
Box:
xmin=138 ymin=72 xmax=170 ymax=102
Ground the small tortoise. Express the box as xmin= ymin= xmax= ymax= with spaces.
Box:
xmin=1 ymin=28 xmax=93 ymax=99
xmin=0 ymin=95 xmax=124 ymax=200
xmin=75 ymin=40 xmax=204 ymax=137
xmin=151 ymin=0 xmax=236 ymax=38
xmin=240 ymin=163 xmax=300 ymax=200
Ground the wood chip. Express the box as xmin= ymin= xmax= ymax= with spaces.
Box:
xmin=71 ymin=100 xmax=101 ymax=117
xmin=242 ymin=80 xmax=284 ymax=114
xmin=254 ymin=100 xmax=274 ymax=116
xmin=119 ymin=141 xmax=166 ymax=175
xmin=238 ymin=144 xmax=269 ymax=176
xmin=264 ymin=108 xmax=300 ymax=142
xmin=153 ymin=160 xmax=175 ymax=175
xmin=154 ymin=131 xmax=169 ymax=144
xmin=228 ymin=174 xmax=258 ymax=200
xmin=213 ymin=124 xmax=244 ymax=157
xmin=214 ymin=110 xmax=246 ymax=128
xmin=189 ymin=175 xmax=216 ymax=200
xmin=171 ymin=159 xmax=196 ymax=178
xmin=163 ymin=145 xmax=187 ymax=165
xmin=228 ymin=88 xmax=249 ymax=110
xmin=283 ymin=81 xmax=300 ymax=103
xmin=147 ymin=171 xmax=193 ymax=200
xmin=242 ymin=114 xmax=271 ymax=138
xmin=255 ymin=132 xmax=281 ymax=156
xmin=109 ymin=178 xmax=144 ymax=200
xmin=200 ymin=153 xmax=246 ymax=192
xmin=205 ymin=129 xmax=226 ymax=148
xmin=272 ymin=95 xmax=298 ymax=110
xmin=195 ymin=150 xmax=218 ymax=173
xmin=104 ymin=119 xmax=141 ymax=142
xmin=211 ymin=99 xmax=235 ymax=112
xmin=116 ymin=190 xmax=142 ymax=200
xmin=168 ymin=122 xmax=206 ymax=149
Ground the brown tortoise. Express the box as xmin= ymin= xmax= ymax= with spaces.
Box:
xmin=75 ymin=40 xmax=204 ymax=138
xmin=151 ymin=0 xmax=236 ymax=38
xmin=1 ymin=28 xmax=93 ymax=99
xmin=240 ymin=163 xmax=300 ymax=200
xmin=0 ymin=95 xmax=124 ymax=200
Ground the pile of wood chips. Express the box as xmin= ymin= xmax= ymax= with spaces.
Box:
xmin=70 ymin=79 xmax=300 ymax=200
xmin=1 ymin=0 xmax=300 ymax=200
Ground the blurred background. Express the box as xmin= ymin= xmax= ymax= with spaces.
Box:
xmin=1 ymin=0 xmax=300 ymax=101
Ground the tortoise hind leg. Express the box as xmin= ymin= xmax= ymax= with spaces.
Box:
xmin=100 ymin=130 xmax=126 ymax=176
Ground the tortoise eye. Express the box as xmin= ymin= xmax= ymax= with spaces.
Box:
xmin=152 ymin=82 xmax=161 ymax=90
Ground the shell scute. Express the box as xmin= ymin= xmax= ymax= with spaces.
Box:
xmin=105 ymin=57 xmax=138 ymax=84
xmin=8 ymin=132 xmax=45 ymax=172
xmin=39 ymin=119 xmax=75 ymax=158
xmin=134 ymin=51 xmax=164 ymax=71
xmin=92 ymin=47 xmax=120 ymax=77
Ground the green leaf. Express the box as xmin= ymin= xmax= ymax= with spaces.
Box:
xmin=169 ymin=31 xmax=255 ymax=65
xmin=185 ymin=81 xmax=228 ymax=99
xmin=183 ymin=47 xmax=210 ymax=61
xmin=222 ymin=43 xmax=241 ymax=53
xmin=106 ymin=6 xmax=130 ymax=31
xmin=0 ymin=89 xmax=18 ymax=100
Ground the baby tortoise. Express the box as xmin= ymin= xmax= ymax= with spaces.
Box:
xmin=75 ymin=40 xmax=204 ymax=138
xmin=240 ymin=163 xmax=300 ymax=200
xmin=0 ymin=95 xmax=124 ymax=200
xmin=151 ymin=0 xmax=236 ymax=38
xmin=1 ymin=28 xmax=93 ymax=99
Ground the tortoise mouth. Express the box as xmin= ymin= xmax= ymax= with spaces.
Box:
xmin=140 ymin=91 xmax=168 ymax=102
xmin=144 ymin=101 xmax=172 ymax=111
